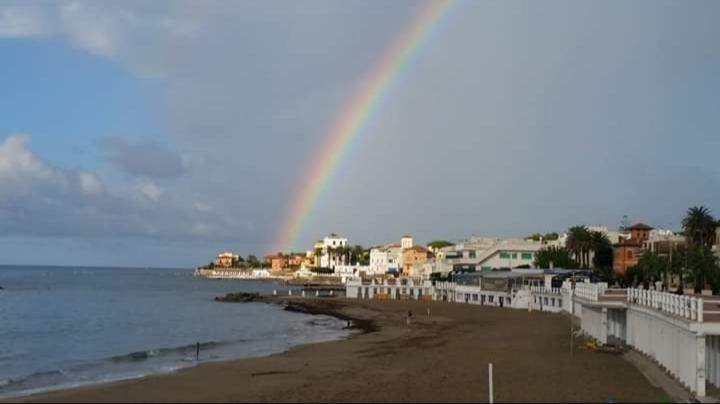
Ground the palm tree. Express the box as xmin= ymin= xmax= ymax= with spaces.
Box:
xmin=566 ymin=226 xmax=591 ymax=268
xmin=682 ymin=206 xmax=717 ymax=249
xmin=682 ymin=206 xmax=718 ymax=293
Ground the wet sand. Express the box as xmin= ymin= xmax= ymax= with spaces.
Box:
xmin=15 ymin=298 xmax=668 ymax=403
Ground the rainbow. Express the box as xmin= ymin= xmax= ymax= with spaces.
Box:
xmin=271 ymin=0 xmax=455 ymax=253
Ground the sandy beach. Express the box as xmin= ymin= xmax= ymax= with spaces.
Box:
xmin=14 ymin=298 xmax=668 ymax=403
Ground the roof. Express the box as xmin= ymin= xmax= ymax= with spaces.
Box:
xmin=630 ymin=223 xmax=653 ymax=231
xmin=405 ymin=245 xmax=430 ymax=253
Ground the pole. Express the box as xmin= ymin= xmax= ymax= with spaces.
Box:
xmin=488 ymin=363 xmax=494 ymax=404
xmin=570 ymin=282 xmax=574 ymax=357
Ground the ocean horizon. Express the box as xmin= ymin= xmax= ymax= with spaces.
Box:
xmin=0 ymin=265 xmax=349 ymax=399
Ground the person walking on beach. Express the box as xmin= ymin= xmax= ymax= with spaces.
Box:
xmin=196 ymin=341 xmax=200 ymax=361
xmin=406 ymin=310 xmax=412 ymax=327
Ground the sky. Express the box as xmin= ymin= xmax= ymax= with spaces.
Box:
xmin=0 ymin=0 xmax=719 ymax=267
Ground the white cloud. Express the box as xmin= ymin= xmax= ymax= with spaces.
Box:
xmin=137 ymin=179 xmax=162 ymax=202
xmin=78 ymin=172 xmax=103 ymax=195
xmin=0 ymin=134 xmax=66 ymax=194
xmin=58 ymin=2 xmax=121 ymax=58
xmin=0 ymin=5 xmax=52 ymax=38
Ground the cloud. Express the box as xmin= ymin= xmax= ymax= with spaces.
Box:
xmin=0 ymin=133 xmax=245 ymax=242
xmin=1 ymin=1 xmax=720 ymax=263
xmin=0 ymin=5 xmax=52 ymax=38
xmin=100 ymin=137 xmax=185 ymax=179
xmin=137 ymin=178 xmax=162 ymax=202
xmin=0 ymin=134 xmax=67 ymax=195
xmin=78 ymin=172 xmax=103 ymax=195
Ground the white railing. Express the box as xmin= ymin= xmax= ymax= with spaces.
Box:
xmin=528 ymin=286 xmax=562 ymax=295
xmin=627 ymin=288 xmax=704 ymax=322
xmin=573 ymin=283 xmax=608 ymax=301
xmin=434 ymin=281 xmax=456 ymax=291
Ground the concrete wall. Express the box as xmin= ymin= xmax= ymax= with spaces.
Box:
xmin=580 ymin=306 xmax=605 ymax=344
xmin=626 ymin=306 xmax=704 ymax=396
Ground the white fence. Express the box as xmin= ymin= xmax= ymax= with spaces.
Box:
xmin=627 ymin=288 xmax=704 ymax=322
xmin=573 ymin=283 xmax=608 ymax=302
xmin=528 ymin=286 xmax=562 ymax=295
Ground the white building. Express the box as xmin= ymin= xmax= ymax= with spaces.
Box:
xmin=369 ymin=245 xmax=403 ymax=275
xmin=440 ymin=237 xmax=543 ymax=271
xmin=318 ymin=234 xmax=348 ymax=269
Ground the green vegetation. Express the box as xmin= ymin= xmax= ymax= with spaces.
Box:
xmin=427 ymin=240 xmax=454 ymax=250
xmin=621 ymin=205 xmax=720 ymax=294
xmin=534 ymin=246 xmax=578 ymax=269
xmin=565 ymin=226 xmax=612 ymax=269
xmin=247 ymin=255 xmax=261 ymax=268
xmin=526 ymin=233 xmax=559 ymax=242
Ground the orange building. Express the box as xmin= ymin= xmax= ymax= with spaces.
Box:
xmin=264 ymin=254 xmax=311 ymax=271
xmin=613 ymin=223 xmax=653 ymax=275
xmin=402 ymin=246 xmax=433 ymax=275
xmin=264 ymin=255 xmax=289 ymax=271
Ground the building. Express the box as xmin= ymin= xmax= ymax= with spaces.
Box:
xmin=402 ymin=245 xmax=432 ymax=275
xmin=613 ymin=223 xmax=653 ymax=275
xmin=214 ymin=252 xmax=240 ymax=268
xmin=369 ymin=244 xmax=403 ymax=275
xmin=263 ymin=253 xmax=310 ymax=271
xmin=401 ymin=235 xmax=413 ymax=250
xmin=317 ymin=234 xmax=349 ymax=269
xmin=440 ymin=237 xmax=543 ymax=271
xmin=264 ymin=255 xmax=289 ymax=271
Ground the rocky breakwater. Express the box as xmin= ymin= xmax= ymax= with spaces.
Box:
xmin=214 ymin=292 xmax=264 ymax=303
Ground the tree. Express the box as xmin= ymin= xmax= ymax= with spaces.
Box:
xmin=590 ymin=231 xmax=613 ymax=270
xmin=566 ymin=226 xmax=592 ymax=268
xmin=681 ymin=206 xmax=719 ymax=293
xmin=349 ymin=245 xmax=370 ymax=265
xmin=427 ymin=240 xmax=454 ymax=250
xmin=628 ymin=251 xmax=666 ymax=289
xmin=534 ymin=246 xmax=578 ymax=269
xmin=247 ymin=255 xmax=260 ymax=268
xmin=682 ymin=206 xmax=717 ymax=249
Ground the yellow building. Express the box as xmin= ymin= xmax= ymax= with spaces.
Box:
xmin=402 ymin=246 xmax=432 ymax=275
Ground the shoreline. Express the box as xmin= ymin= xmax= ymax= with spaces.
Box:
xmin=2 ymin=298 xmax=360 ymax=402
xmin=12 ymin=298 xmax=671 ymax=403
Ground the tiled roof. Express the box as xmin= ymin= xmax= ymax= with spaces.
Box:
xmin=630 ymin=223 xmax=653 ymax=230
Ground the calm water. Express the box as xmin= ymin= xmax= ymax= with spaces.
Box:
xmin=0 ymin=266 xmax=349 ymax=399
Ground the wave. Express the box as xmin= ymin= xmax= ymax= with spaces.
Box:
xmin=110 ymin=341 xmax=222 ymax=363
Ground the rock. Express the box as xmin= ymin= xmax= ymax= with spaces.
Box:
xmin=215 ymin=292 xmax=261 ymax=303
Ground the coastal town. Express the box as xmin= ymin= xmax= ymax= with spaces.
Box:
xmin=197 ymin=205 xmax=720 ymax=400
xmin=197 ymin=207 xmax=720 ymax=292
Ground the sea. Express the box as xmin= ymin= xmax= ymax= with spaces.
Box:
xmin=0 ymin=265 xmax=349 ymax=399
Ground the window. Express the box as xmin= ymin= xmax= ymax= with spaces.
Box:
xmin=469 ymin=251 xmax=476 ymax=259
xmin=511 ymin=253 xmax=517 ymax=259
xmin=521 ymin=253 xmax=533 ymax=260
xmin=499 ymin=252 xmax=510 ymax=259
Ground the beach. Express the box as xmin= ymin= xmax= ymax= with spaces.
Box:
xmin=15 ymin=298 xmax=669 ymax=403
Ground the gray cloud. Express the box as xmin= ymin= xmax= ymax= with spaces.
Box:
xmin=1 ymin=0 xmax=719 ymax=266
xmin=100 ymin=137 xmax=186 ymax=179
